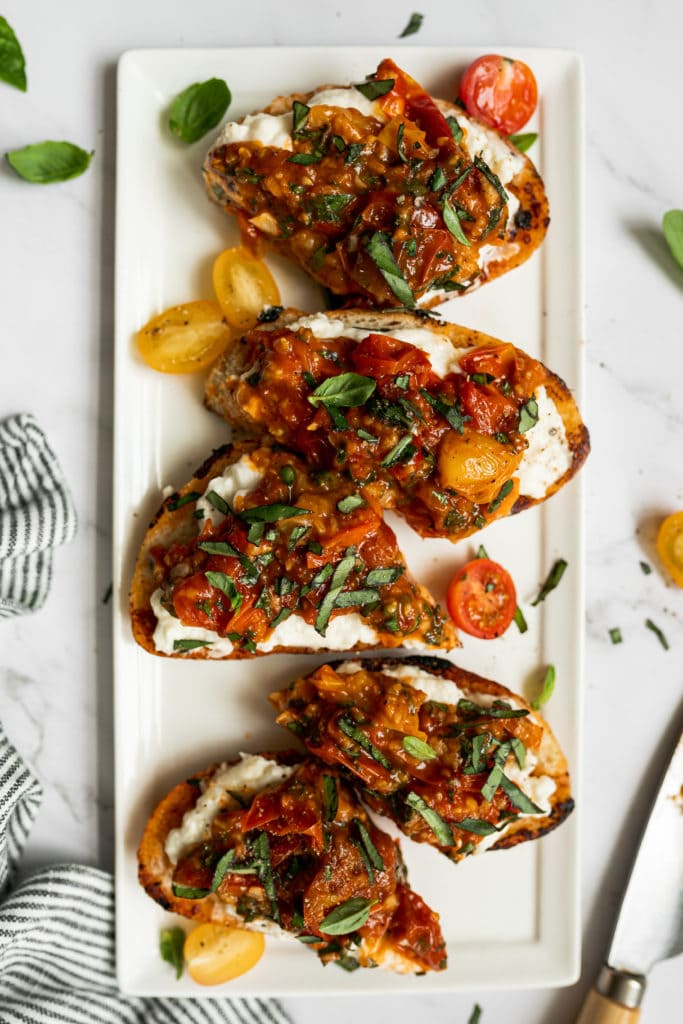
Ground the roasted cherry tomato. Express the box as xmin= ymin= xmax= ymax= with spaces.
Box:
xmin=446 ymin=557 xmax=517 ymax=638
xmin=135 ymin=301 xmax=231 ymax=374
xmin=656 ymin=511 xmax=683 ymax=588
xmin=184 ymin=924 xmax=265 ymax=986
xmin=459 ymin=55 xmax=538 ymax=135
xmin=212 ymin=246 xmax=280 ymax=334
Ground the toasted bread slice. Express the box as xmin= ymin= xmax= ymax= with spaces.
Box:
xmin=138 ymin=751 xmax=447 ymax=974
xmin=271 ymin=656 xmax=573 ymax=862
xmin=130 ymin=441 xmax=458 ymax=658
xmin=204 ymin=309 xmax=589 ymax=542
xmin=203 ymin=58 xmax=548 ymax=308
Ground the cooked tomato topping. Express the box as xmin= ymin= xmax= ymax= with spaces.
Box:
xmin=446 ymin=557 xmax=517 ymax=638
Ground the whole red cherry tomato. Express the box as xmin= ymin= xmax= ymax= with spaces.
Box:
xmin=459 ymin=55 xmax=538 ymax=135
xmin=446 ymin=557 xmax=517 ymax=639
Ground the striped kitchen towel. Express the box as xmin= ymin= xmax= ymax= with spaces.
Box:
xmin=0 ymin=413 xmax=77 ymax=618
xmin=0 ymin=725 xmax=293 ymax=1023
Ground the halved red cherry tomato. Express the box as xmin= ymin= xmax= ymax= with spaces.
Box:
xmin=459 ymin=55 xmax=538 ymax=135
xmin=446 ymin=557 xmax=517 ymax=638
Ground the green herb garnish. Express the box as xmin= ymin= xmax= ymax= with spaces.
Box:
xmin=241 ymin=503 xmax=308 ymax=523
xmin=531 ymin=559 xmax=568 ymax=605
xmin=663 ymin=210 xmax=683 ymax=270
xmin=159 ymin=927 xmax=185 ymax=979
xmin=169 ymin=78 xmax=231 ymax=143
xmin=338 ymin=715 xmax=391 ymax=769
xmin=399 ymin=11 xmax=424 ymax=37
xmin=322 ymin=775 xmax=338 ymax=822
xmin=488 ymin=479 xmax=513 ymax=514
xmin=168 ymin=491 xmax=201 ymax=510
xmin=402 ymin=735 xmax=438 ymax=761
xmin=354 ymin=77 xmax=394 ymax=100
xmin=345 ymin=142 xmax=364 ymax=164
xmin=467 ymin=1003 xmax=483 ymax=1024
xmin=206 ymin=490 xmax=230 ymax=515
xmin=645 ymin=618 xmax=669 ymax=651
xmin=419 ymin=388 xmax=467 ymax=433
xmin=609 ymin=627 xmax=623 ymax=645
xmin=289 ymin=151 xmax=323 ymax=165
xmin=452 ymin=818 xmax=498 ymax=836
xmin=315 ymin=552 xmax=356 ymax=634
xmin=531 ymin=664 xmax=556 ymax=709
xmin=172 ymin=639 xmax=211 ymax=652
xmin=357 ymin=427 xmax=379 ymax=443
xmin=381 ymin=433 xmax=416 ymax=467
xmin=405 ymin=791 xmax=453 ymax=846
xmin=337 ymin=494 xmax=365 ymax=514
xmin=335 ymin=588 xmax=380 ymax=608
xmin=0 ymin=16 xmax=26 ymax=91
xmin=513 ymin=606 xmax=529 ymax=634
xmin=355 ymin=819 xmax=385 ymax=871
xmin=509 ymin=132 xmax=538 ymax=153
xmin=292 ymin=100 xmax=310 ymax=134
xmin=442 ymin=198 xmax=470 ymax=246
xmin=205 ymin=571 xmax=242 ymax=611
xmin=366 ymin=231 xmax=415 ymax=307
xmin=172 ymin=884 xmax=210 ymax=900
xmin=7 ymin=141 xmax=93 ymax=184
xmin=500 ymin=774 xmax=543 ymax=814
xmin=640 ymin=560 xmax=652 ymax=575
xmin=366 ymin=566 xmax=403 ymax=587
xmin=429 ymin=167 xmax=447 ymax=192
xmin=307 ymin=193 xmax=356 ymax=223
xmin=518 ymin=395 xmax=539 ymax=433
xmin=309 ymin=372 xmax=376 ymax=408
xmin=446 ymin=116 xmax=463 ymax=144
xmin=319 ymin=896 xmax=377 ymax=935
xmin=474 ymin=154 xmax=509 ymax=203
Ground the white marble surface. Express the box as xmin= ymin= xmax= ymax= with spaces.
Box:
xmin=1 ymin=0 xmax=681 ymax=1020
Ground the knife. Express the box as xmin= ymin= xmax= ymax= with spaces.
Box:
xmin=576 ymin=724 xmax=683 ymax=1023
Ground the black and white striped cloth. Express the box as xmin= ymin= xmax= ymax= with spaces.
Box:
xmin=0 ymin=720 xmax=293 ymax=1024
xmin=0 ymin=414 xmax=77 ymax=618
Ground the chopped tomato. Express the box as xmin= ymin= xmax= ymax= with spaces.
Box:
xmin=459 ymin=54 xmax=538 ymax=135
xmin=656 ymin=511 xmax=683 ymax=588
xmin=375 ymin=58 xmax=457 ymax=155
xmin=351 ymin=333 xmax=432 ymax=386
xmin=446 ymin=557 xmax=517 ymax=638
xmin=459 ymin=343 xmax=517 ymax=381
xmin=459 ymin=379 xmax=518 ymax=434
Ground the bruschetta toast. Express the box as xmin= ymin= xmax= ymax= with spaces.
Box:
xmin=130 ymin=442 xmax=457 ymax=658
xmin=204 ymin=309 xmax=589 ymax=542
xmin=203 ymin=58 xmax=548 ymax=308
xmin=270 ymin=656 xmax=573 ymax=862
xmin=138 ymin=751 xmax=447 ymax=974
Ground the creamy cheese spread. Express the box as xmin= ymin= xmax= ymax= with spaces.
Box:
xmin=516 ymin=386 xmax=572 ymax=499
xmin=195 ymin=453 xmax=264 ymax=527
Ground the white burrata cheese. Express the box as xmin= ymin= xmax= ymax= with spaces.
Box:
xmin=164 ymin=754 xmax=295 ymax=864
xmin=151 ymin=588 xmax=236 ymax=657
xmin=308 ymin=86 xmax=378 ymax=117
xmin=256 ymin=611 xmax=377 ymax=652
xmin=195 ymin=453 xmax=264 ymax=527
xmin=288 ymin=313 xmax=473 ymax=378
xmin=516 ymin=386 xmax=572 ymax=499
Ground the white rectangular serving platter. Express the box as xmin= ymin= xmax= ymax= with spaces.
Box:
xmin=114 ymin=45 xmax=584 ymax=997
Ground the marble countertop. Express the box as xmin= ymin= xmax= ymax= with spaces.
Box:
xmin=1 ymin=0 xmax=681 ymax=1020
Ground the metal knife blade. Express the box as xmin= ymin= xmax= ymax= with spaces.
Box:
xmin=606 ymin=724 xmax=683 ymax=976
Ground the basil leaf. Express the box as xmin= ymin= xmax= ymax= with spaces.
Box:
xmin=331 ymin=134 xmax=346 ymax=152
xmin=241 ymin=503 xmax=309 ymax=523
xmin=509 ymin=132 xmax=538 ymax=153
xmin=337 ymin=494 xmax=365 ymax=514
xmin=169 ymin=78 xmax=231 ymax=143
xmin=168 ymin=491 xmax=201 ymax=511
xmin=531 ymin=559 xmax=568 ymax=605
xmin=309 ymin=372 xmax=376 ymax=409
xmin=159 ymin=927 xmax=185 ymax=979
xmin=402 ymin=735 xmax=438 ymax=761
xmin=395 ymin=373 xmax=410 ymax=390
xmin=252 ymin=832 xmax=280 ymax=922
xmin=518 ymin=394 xmax=539 ymax=433
xmin=609 ymin=627 xmax=623 ymax=645
xmin=419 ymin=388 xmax=466 ymax=433
xmin=288 ymin=151 xmax=322 ymax=165
xmin=257 ymin=304 xmax=284 ymax=322
xmin=288 ymin=524 xmax=309 ymax=551
xmin=452 ymin=817 xmax=498 ymax=836
xmin=0 ymin=16 xmax=26 ymax=91
xmin=173 ymin=639 xmax=211 ymax=652
xmin=310 ymin=563 xmax=334 ymax=588
xmin=467 ymin=1004 xmax=483 ymax=1024
xmin=6 ymin=141 xmax=93 ymax=184
xmin=405 ymin=791 xmax=453 ymax=846
xmin=345 ymin=142 xmax=364 ymax=165
xmin=292 ymin=100 xmax=310 ymax=134
xmin=663 ymin=210 xmax=683 ymax=270
xmin=269 ymin=608 xmax=292 ymax=629
xmin=206 ymin=490 xmax=230 ymax=515
xmin=366 ymin=566 xmax=403 ymax=587
xmin=470 ymin=732 xmax=488 ymax=773
xmin=447 ymin=115 xmax=463 ymax=144
xmin=531 ymin=665 xmax=556 ymax=710
xmin=396 ymin=122 xmax=409 ymax=164
xmin=355 ymin=820 xmax=385 ymax=871
xmin=510 ymin=737 xmax=526 ymax=769
xmin=307 ymin=193 xmax=356 ymax=223
xmin=640 ymin=560 xmax=652 ymax=575
xmin=513 ymin=605 xmax=528 ymax=634
xmin=205 ymin=571 xmax=242 ymax=611
xmin=354 ymin=78 xmax=394 ymax=100
xmin=481 ymin=763 xmax=503 ymax=802
xmin=248 ymin=521 xmax=265 ymax=545
xmin=487 ymin=479 xmax=514 ymax=514
xmin=442 ymin=199 xmax=470 ymax=246
xmin=500 ymin=774 xmax=543 ymax=814
xmin=319 ymin=896 xmax=377 ymax=935
xmin=315 ymin=553 xmax=356 ymax=634
xmin=357 ymin=428 xmax=379 ymax=443
xmin=334 ymin=588 xmax=380 ymax=608
xmin=474 ymin=154 xmax=509 ymax=203
xmin=645 ymin=618 xmax=669 ymax=651
xmin=198 ymin=540 xmax=239 ymax=557
xmin=399 ymin=12 xmax=424 ymax=37
xmin=366 ymin=232 xmax=415 ymax=308
xmin=381 ymin=434 xmax=416 ymax=467
xmin=172 ymin=883 xmax=210 ymax=900
xmin=338 ymin=714 xmax=391 ymax=769
xmin=322 ymin=775 xmax=338 ymax=822
xmin=429 ymin=167 xmax=447 ymax=192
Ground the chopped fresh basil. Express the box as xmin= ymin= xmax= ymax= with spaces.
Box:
xmin=337 ymin=494 xmax=365 ymax=514
xmin=419 ymin=388 xmax=466 ymax=433
xmin=159 ymin=927 xmax=185 ymax=979
xmin=205 ymin=571 xmax=242 ymax=611
xmin=279 ymin=465 xmax=296 ymax=486
xmin=173 ymin=639 xmax=211 ymax=652
xmin=531 ymin=559 xmax=568 ymax=605
xmin=366 ymin=231 xmax=415 ymax=308
xmin=235 ymin=167 xmax=263 ymax=184
xmin=513 ymin=606 xmax=529 ymax=634
xmin=366 ymin=566 xmax=403 ymax=587
xmin=399 ymin=11 xmax=424 ymax=37
xmin=287 ymin=525 xmax=309 ymax=551
xmin=247 ymin=521 xmax=265 ymax=545
xmin=354 ymin=77 xmax=394 ymax=100
xmin=257 ymin=304 xmax=284 ymax=322
xmin=467 ymin=1004 xmax=483 ymax=1024
xmin=319 ymin=896 xmax=377 ymax=935
xmin=442 ymin=198 xmax=470 ymax=246
xmin=0 ymin=16 xmax=26 ymax=91
xmin=269 ymin=608 xmax=292 ymax=630
xmin=310 ymin=563 xmax=334 ymax=588
xmin=345 ymin=142 xmax=364 ymax=164
xmin=331 ymin=134 xmax=346 ymax=152
xmin=645 ymin=618 xmax=669 ymax=651
xmin=322 ymin=775 xmax=338 ymax=822
xmin=198 ymin=539 xmax=239 ymax=557
xmin=609 ymin=627 xmax=623 ymax=645
xmin=470 ymin=732 xmax=488 ymax=773
xmin=241 ymin=503 xmax=309 ymax=523
xmin=474 ymin=154 xmax=509 ymax=203
xmin=169 ymin=78 xmax=231 ymax=143
xmin=518 ymin=395 xmax=539 ymax=433
xmin=357 ymin=428 xmax=379 ymax=443
xmin=309 ymin=372 xmax=376 ymax=408
xmin=405 ymin=237 xmax=417 ymax=257
xmin=402 ymin=735 xmax=438 ymax=761
xmin=289 ymin=151 xmax=323 ymax=165
xmin=531 ymin=665 xmax=556 ymax=710
xmin=510 ymin=737 xmax=526 ymax=769
xmin=325 ymin=403 xmax=350 ymax=430
xmin=172 ymin=883 xmax=210 ymax=900
xmin=509 ymin=132 xmax=538 ymax=153
xmin=494 ymin=432 xmax=510 ymax=444
xmin=381 ymin=434 xmax=416 ymax=467
xmin=405 ymin=791 xmax=453 ymax=846
xmin=292 ymin=100 xmax=310 ymax=134
xmin=663 ymin=210 xmax=683 ymax=270
xmin=452 ymin=818 xmax=498 ymax=836
xmin=338 ymin=714 xmax=391 ymax=769
xmin=500 ymin=774 xmax=543 ymax=814
xmin=335 ymin=588 xmax=380 ymax=608
xmin=487 ymin=479 xmax=514 ymax=514
xmin=640 ymin=560 xmax=652 ymax=575
xmin=307 ymin=193 xmax=356 ymax=223
xmin=396 ymin=122 xmax=409 ymax=164
xmin=7 ymin=141 xmax=93 ymax=184
xmin=355 ymin=819 xmax=385 ymax=871
xmin=475 ymin=544 xmax=489 ymax=559
xmin=446 ymin=116 xmax=463 ymax=144
xmin=167 ymin=491 xmax=201 ymax=510
xmin=206 ymin=490 xmax=230 ymax=515
xmin=429 ymin=167 xmax=447 ymax=192
xmin=394 ymin=373 xmax=410 ymax=391
xmin=315 ymin=553 xmax=357 ymax=634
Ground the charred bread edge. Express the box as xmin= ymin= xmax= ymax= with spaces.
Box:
xmin=129 ymin=439 xmax=457 ymax=659
xmin=319 ymin=654 xmax=574 ymax=850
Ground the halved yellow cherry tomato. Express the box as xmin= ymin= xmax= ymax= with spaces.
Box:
xmin=438 ymin=431 xmax=523 ymax=505
xmin=135 ymin=300 xmax=230 ymax=374
xmin=212 ymin=246 xmax=280 ymax=333
xmin=184 ymin=923 xmax=265 ymax=986
xmin=656 ymin=511 xmax=683 ymax=588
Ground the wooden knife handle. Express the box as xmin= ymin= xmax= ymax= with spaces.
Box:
xmin=575 ymin=967 xmax=646 ymax=1024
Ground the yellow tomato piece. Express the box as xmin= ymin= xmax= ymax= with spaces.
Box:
xmin=438 ymin=431 xmax=523 ymax=505
xmin=136 ymin=301 xmax=230 ymax=374
xmin=184 ymin=923 xmax=265 ymax=986
xmin=212 ymin=247 xmax=281 ymax=334
xmin=656 ymin=511 xmax=683 ymax=588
